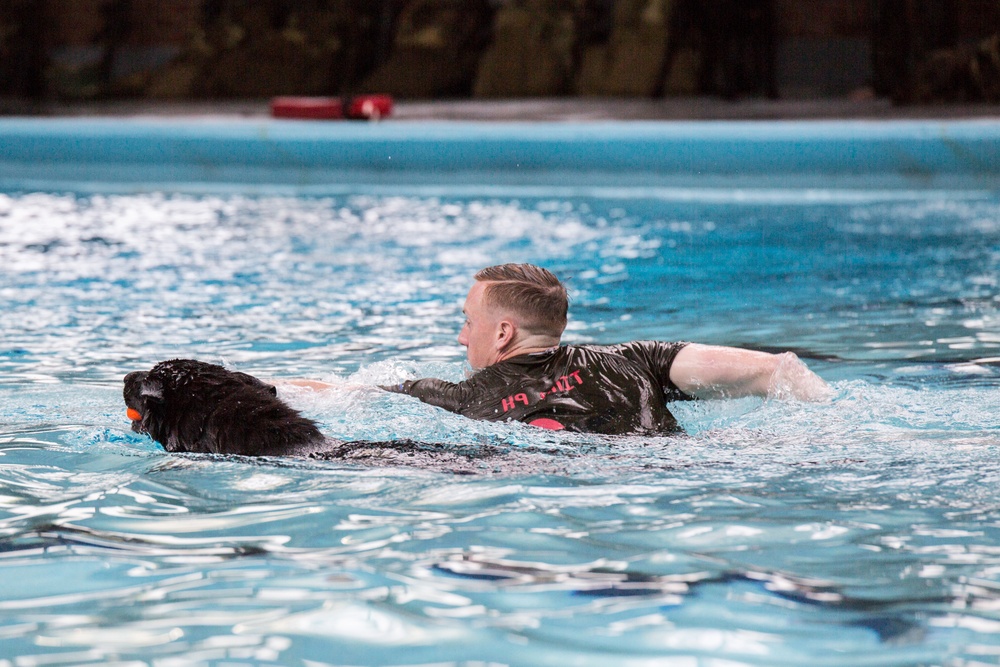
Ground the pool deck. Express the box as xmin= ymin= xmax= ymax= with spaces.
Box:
xmin=3 ymin=96 xmax=999 ymax=122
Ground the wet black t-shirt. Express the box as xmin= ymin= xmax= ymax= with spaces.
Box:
xmin=384 ymin=341 xmax=693 ymax=435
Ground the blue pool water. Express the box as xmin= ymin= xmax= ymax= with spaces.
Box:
xmin=2 ymin=121 xmax=1000 ymax=666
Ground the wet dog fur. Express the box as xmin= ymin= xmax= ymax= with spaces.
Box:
xmin=123 ymin=358 xmax=504 ymax=471
xmin=124 ymin=359 xmax=325 ymax=457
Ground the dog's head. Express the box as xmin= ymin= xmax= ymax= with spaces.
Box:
xmin=124 ymin=359 xmax=322 ymax=456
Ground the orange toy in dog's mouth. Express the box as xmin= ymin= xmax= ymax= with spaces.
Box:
xmin=126 ymin=408 xmax=142 ymax=421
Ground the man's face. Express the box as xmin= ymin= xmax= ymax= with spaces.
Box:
xmin=458 ymin=281 xmax=503 ymax=370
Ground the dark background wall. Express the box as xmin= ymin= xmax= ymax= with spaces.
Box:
xmin=1 ymin=0 xmax=998 ymax=104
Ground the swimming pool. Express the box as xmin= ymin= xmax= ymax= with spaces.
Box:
xmin=1 ymin=118 xmax=1000 ymax=666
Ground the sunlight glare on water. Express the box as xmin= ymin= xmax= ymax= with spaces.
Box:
xmin=2 ymin=188 xmax=1000 ymax=666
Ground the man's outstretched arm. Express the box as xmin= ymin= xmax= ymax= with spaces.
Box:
xmin=270 ymin=379 xmax=339 ymax=391
xmin=669 ymin=343 xmax=833 ymax=401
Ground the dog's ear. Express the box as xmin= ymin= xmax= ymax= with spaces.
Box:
xmin=232 ymin=370 xmax=277 ymax=396
xmin=140 ymin=376 xmax=165 ymax=402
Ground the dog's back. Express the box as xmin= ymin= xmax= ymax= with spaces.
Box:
xmin=124 ymin=359 xmax=504 ymax=472
xmin=124 ymin=359 xmax=324 ymax=456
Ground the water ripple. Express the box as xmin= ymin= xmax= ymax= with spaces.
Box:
xmin=3 ymin=191 xmax=1000 ymax=665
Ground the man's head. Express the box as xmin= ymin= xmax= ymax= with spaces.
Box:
xmin=458 ymin=264 xmax=568 ymax=370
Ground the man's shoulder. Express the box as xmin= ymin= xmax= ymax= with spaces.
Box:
xmin=492 ymin=341 xmax=688 ymax=377
xmin=565 ymin=340 xmax=688 ymax=356
xmin=565 ymin=340 xmax=690 ymax=376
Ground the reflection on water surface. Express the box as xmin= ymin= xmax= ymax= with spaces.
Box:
xmin=1 ymin=190 xmax=1000 ymax=665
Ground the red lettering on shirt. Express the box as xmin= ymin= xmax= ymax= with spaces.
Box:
xmin=500 ymin=371 xmax=585 ymax=414
xmin=501 ymin=393 xmax=530 ymax=412
xmin=549 ymin=371 xmax=584 ymax=395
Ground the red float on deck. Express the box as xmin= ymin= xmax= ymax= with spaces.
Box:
xmin=270 ymin=95 xmax=393 ymax=121
xmin=346 ymin=95 xmax=394 ymax=120
xmin=270 ymin=97 xmax=344 ymax=120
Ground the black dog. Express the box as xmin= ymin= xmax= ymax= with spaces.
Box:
xmin=124 ymin=359 xmax=326 ymax=457
xmin=123 ymin=358 xmax=505 ymax=471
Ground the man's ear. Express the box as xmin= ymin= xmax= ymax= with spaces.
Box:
xmin=140 ymin=377 xmax=164 ymax=402
xmin=496 ymin=319 xmax=516 ymax=351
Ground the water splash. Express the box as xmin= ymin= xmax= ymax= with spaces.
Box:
xmin=3 ymin=190 xmax=1000 ymax=665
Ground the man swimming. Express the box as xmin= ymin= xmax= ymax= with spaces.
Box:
xmin=290 ymin=263 xmax=831 ymax=435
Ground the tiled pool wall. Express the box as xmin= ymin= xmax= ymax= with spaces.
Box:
xmin=0 ymin=118 xmax=998 ymax=191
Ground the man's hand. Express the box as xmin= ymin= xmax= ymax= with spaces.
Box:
xmin=269 ymin=379 xmax=374 ymax=392
xmin=669 ymin=344 xmax=833 ymax=402
xmin=269 ymin=379 xmax=339 ymax=391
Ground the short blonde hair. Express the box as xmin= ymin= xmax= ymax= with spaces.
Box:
xmin=474 ymin=264 xmax=567 ymax=337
